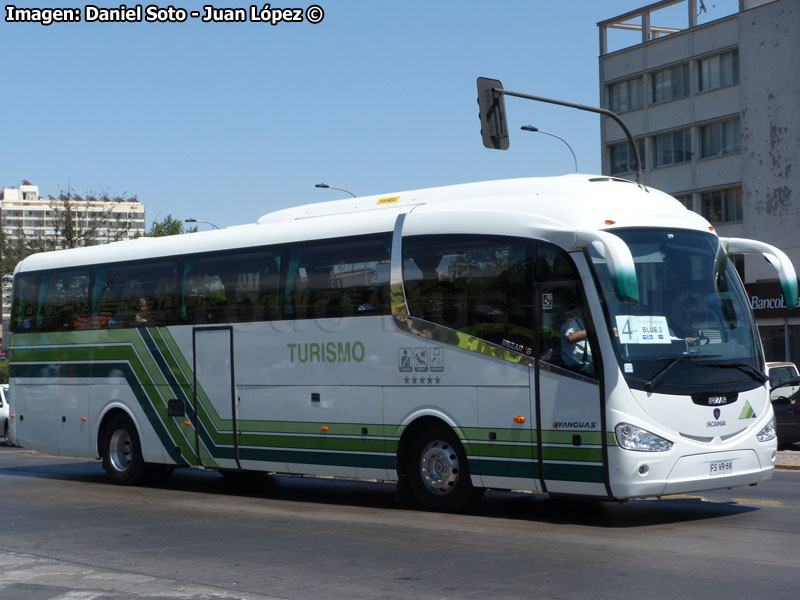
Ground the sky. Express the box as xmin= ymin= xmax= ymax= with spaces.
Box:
xmin=1 ymin=0 xmax=739 ymax=230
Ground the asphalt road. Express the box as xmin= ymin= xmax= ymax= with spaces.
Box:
xmin=1 ymin=446 xmax=799 ymax=600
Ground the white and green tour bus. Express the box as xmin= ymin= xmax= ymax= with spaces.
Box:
xmin=9 ymin=80 xmax=798 ymax=510
xmin=9 ymin=173 xmax=797 ymax=510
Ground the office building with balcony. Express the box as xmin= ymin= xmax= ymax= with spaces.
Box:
xmin=598 ymin=0 xmax=799 ymax=362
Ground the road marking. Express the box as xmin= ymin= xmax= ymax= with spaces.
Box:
xmin=659 ymin=494 xmax=710 ymax=501
xmin=731 ymin=498 xmax=786 ymax=507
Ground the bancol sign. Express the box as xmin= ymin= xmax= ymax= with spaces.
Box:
xmin=746 ymin=281 xmax=800 ymax=317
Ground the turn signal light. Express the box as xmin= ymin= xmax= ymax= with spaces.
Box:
xmin=320 ymin=426 xmax=329 ymax=432
xmin=514 ymin=416 xmax=526 ymax=424
xmin=81 ymin=417 xmax=87 ymax=422
xmin=184 ymin=420 xmax=191 ymax=426
xmin=9 ymin=414 xmax=15 ymax=419
xmin=604 ymin=219 xmax=616 ymax=225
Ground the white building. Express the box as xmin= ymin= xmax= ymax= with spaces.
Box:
xmin=598 ymin=0 xmax=799 ymax=362
xmin=0 ymin=183 xmax=146 ymax=343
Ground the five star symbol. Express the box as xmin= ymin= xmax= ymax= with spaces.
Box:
xmin=403 ymin=376 xmax=441 ymax=385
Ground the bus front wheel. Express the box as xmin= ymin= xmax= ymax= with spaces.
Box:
xmin=102 ymin=413 xmax=146 ymax=485
xmin=406 ymin=423 xmax=476 ymax=512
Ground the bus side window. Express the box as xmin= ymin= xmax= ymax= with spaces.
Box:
xmin=402 ymin=235 xmax=535 ymax=352
xmin=93 ymin=261 xmax=179 ymax=328
xmin=285 ymin=234 xmax=391 ymax=321
xmin=37 ymin=270 xmax=90 ymax=331
xmin=182 ymin=248 xmax=282 ymax=325
xmin=12 ymin=273 xmax=39 ymax=332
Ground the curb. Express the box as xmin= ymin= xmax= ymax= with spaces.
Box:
xmin=776 ymin=463 xmax=800 ymax=470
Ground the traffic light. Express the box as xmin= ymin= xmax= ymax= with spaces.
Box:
xmin=477 ymin=77 xmax=509 ymax=150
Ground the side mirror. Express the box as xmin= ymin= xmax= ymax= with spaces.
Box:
xmin=576 ymin=230 xmax=639 ymax=303
xmin=721 ymin=237 xmax=798 ymax=307
xmin=477 ymin=77 xmax=509 ymax=150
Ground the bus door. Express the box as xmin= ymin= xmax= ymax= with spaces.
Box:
xmin=192 ymin=326 xmax=240 ymax=470
xmin=534 ymin=248 xmax=607 ymax=497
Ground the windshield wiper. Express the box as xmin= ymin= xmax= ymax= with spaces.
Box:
xmin=643 ymin=354 xmax=722 ymax=391
xmin=700 ymin=362 xmax=768 ymax=383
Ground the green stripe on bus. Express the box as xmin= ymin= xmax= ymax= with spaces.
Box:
xmin=542 ymin=463 xmax=605 ymax=483
xmin=237 ymin=433 xmax=392 ymax=453
xmin=10 ymin=361 xmax=190 ymax=466
xmin=462 ymin=427 xmax=537 ymax=443
xmin=541 ymin=446 xmax=603 ymax=462
xmin=464 ymin=443 xmax=537 ymax=460
xmin=469 ymin=458 xmax=538 ymax=479
xmin=238 ymin=447 xmax=395 ymax=470
xmin=540 ymin=430 xmax=604 ymax=445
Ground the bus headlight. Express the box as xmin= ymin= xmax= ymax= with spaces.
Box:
xmin=615 ymin=423 xmax=673 ymax=452
xmin=756 ymin=418 xmax=776 ymax=442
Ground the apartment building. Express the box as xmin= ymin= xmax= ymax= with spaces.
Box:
xmin=598 ymin=0 xmax=799 ymax=362
xmin=0 ymin=183 xmax=146 ymax=343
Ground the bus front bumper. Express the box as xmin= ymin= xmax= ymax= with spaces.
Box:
xmin=609 ymin=446 xmax=777 ymax=499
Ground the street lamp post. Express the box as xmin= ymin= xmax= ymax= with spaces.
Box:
xmin=315 ymin=182 xmax=356 ymax=198
xmin=521 ymin=125 xmax=579 ymax=173
xmin=185 ymin=218 xmax=220 ymax=230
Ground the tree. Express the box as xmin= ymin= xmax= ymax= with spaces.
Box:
xmin=0 ymin=226 xmax=51 ymax=279
xmin=47 ymin=189 xmax=137 ymax=249
xmin=144 ymin=215 xmax=197 ymax=237
xmin=0 ymin=185 xmax=140 ymax=282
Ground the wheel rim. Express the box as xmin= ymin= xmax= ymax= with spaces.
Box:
xmin=109 ymin=429 xmax=133 ymax=472
xmin=419 ymin=439 xmax=459 ymax=495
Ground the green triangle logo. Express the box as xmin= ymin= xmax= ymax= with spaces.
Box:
xmin=739 ymin=400 xmax=756 ymax=420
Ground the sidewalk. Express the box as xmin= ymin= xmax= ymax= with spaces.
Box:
xmin=776 ymin=449 xmax=800 ymax=470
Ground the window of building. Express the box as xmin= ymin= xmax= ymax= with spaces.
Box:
xmin=675 ymin=194 xmax=694 ymax=210
xmin=730 ymin=254 xmax=745 ymax=281
xmin=789 ymin=326 xmax=800 ymax=365
xmin=654 ymin=129 xmax=692 ymax=167
xmin=608 ymin=77 xmax=643 ymax=113
xmin=698 ymin=49 xmax=739 ymax=92
xmin=651 ymin=63 xmax=689 ymax=103
xmin=701 ymin=118 xmax=741 ymax=158
xmin=759 ymin=325 xmax=786 ymax=363
xmin=609 ymin=139 xmax=645 ymax=175
xmin=700 ymin=186 xmax=743 ymax=223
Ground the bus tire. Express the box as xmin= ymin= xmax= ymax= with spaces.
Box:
xmin=102 ymin=413 xmax=146 ymax=485
xmin=3 ymin=423 xmax=11 ymax=447
xmin=406 ymin=423 xmax=476 ymax=512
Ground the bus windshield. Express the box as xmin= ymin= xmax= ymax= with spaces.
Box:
xmin=588 ymin=228 xmax=763 ymax=395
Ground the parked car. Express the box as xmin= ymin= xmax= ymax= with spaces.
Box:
xmin=0 ymin=384 xmax=10 ymax=445
xmin=770 ymin=374 xmax=800 ymax=450
xmin=767 ymin=362 xmax=800 ymax=401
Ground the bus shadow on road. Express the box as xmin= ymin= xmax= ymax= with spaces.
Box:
xmin=168 ymin=467 xmax=761 ymax=528
xmin=471 ymin=492 xmax=758 ymax=527
xmin=0 ymin=451 xmax=759 ymax=528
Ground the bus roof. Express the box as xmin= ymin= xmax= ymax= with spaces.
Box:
xmin=14 ymin=174 xmax=711 ymax=274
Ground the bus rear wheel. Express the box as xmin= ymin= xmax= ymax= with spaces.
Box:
xmin=102 ymin=414 xmax=146 ymax=485
xmin=406 ymin=423 xmax=476 ymax=512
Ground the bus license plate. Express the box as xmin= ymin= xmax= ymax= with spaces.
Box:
xmin=709 ymin=460 xmax=733 ymax=476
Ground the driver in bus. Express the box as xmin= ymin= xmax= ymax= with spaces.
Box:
xmin=560 ymin=303 xmax=593 ymax=375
